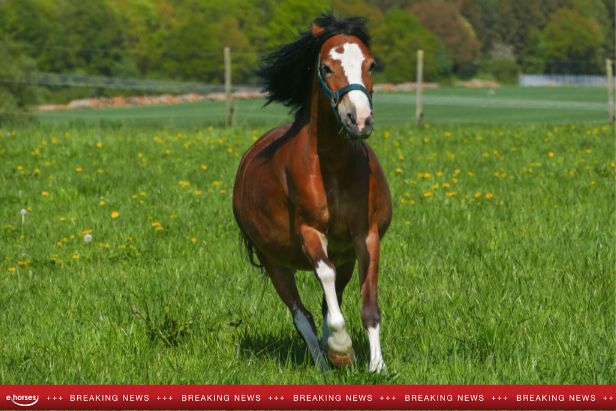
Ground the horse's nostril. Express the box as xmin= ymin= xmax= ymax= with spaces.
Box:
xmin=347 ymin=112 xmax=357 ymax=125
xmin=365 ymin=116 xmax=373 ymax=127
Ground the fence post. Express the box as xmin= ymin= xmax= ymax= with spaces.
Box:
xmin=416 ymin=49 xmax=424 ymax=126
xmin=224 ymin=46 xmax=233 ymax=127
xmin=607 ymin=58 xmax=615 ymax=124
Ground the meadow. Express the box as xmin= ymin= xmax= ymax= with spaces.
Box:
xmin=1 ymin=88 xmax=614 ymax=384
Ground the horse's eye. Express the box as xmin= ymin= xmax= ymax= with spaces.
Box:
xmin=320 ymin=64 xmax=333 ymax=76
xmin=368 ymin=62 xmax=375 ymax=72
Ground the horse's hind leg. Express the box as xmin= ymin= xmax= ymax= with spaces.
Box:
xmin=262 ymin=258 xmax=328 ymax=371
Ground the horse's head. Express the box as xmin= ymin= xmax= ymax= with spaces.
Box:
xmin=314 ymin=24 xmax=374 ymax=140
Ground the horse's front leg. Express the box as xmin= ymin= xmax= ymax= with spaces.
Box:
xmin=300 ymin=225 xmax=355 ymax=367
xmin=355 ymin=226 xmax=385 ymax=372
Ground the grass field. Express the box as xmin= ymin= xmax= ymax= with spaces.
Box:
xmin=1 ymin=91 xmax=615 ymax=383
xmin=37 ymin=86 xmax=611 ymax=126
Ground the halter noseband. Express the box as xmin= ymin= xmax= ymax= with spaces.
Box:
xmin=316 ymin=53 xmax=373 ymax=114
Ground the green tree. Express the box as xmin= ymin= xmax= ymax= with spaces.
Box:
xmin=372 ymin=8 xmax=452 ymax=82
xmin=409 ymin=0 xmax=481 ymax=75
xmin=537 ymin=7 xmax=604 ymax=74
xmin=39 ymin=0 xmax=128 ymax=75
xmin=264 ymin=0 xmax=329 ymax=48
xmin=0 ymin=39 xmax=39 ymax=124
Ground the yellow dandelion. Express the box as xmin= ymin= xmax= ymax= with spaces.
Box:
xmin=41 ymin=191 xmax=49 ymax=196
xmin=443 ymin=131 xmax=452 ymax=137
xmin=75 ymin=166 xmax=83 ymax=173
xmin=131 ymin=194 xmax=139 ymax=200
xmin=72 ymin=253 xmax=80 ymax=261
xmin=96 ymin=168 xmax=104 ymax=174
xmin=139 ymin=191 xmax=147 ymax=196
xmin=8 ymin=267 xmax=16 ymax=273
xmin=442 ymin=182 xmax=451 ymax=188
xmin=99 ymin=199 xmax=106 ymax=206
xmin=395 ymin=167 xmax=403 ymax=175
xmin=423 ymin=191 xmax=433 ymax=198
xmin=178 ymin=180 xmax=191 ymax=187
xmin=194 ymin=189 xmax=203 ymax=196
xmin=111 ymin=211 xmax=120 ymax=219
xmin=95 ymin=142 xmax=104 ymax=148
xmin=211 ymin=180 xmax=222 ymax=187
xmin=191 ymin=237 xmax=198 ymax=243
xmin=423 ymin=137 xmax=430 ymax=144
xmin=17 ymin=260 xmax=30 ymax=266
xmin=151 ymin=221 xmax=164 ymax=231
xmin=485 ymin=192 xmax=495 ymax=199
xmin=219 ymin=189 xmax=226 ymax=194
xmin=200 ymin=164 xmax=208 ymax=171
xmin=81 ymin=229 xmax=93 ymax=235
xmin=59 ymin=216 xmax=66 ymax=222
xmin=446 ymin=191 xmax=457 ymax=197
xmin=474 ymin=191 xmax=482 ymax=198
xmin=548 ymin=151 xmax=555 ymax=158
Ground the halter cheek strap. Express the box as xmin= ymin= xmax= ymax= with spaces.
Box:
xmin=316 ymin=53 xmax=373 ymax=112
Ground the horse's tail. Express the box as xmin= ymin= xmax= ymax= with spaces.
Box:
xmin=238 ymin=228 xmax=265 ymax=272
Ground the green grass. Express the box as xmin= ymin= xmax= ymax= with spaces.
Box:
xmin=37 ymin=86 xmax=611 ymax=126
xmin=0 ymin=118 xmax=614 ymax=383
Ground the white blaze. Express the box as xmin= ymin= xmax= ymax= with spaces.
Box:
xmin=329 ymin=43 xmax=371 ymax=130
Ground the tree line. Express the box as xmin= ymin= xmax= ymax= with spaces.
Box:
xmin=0 ymin=0 xmax=614 ymax=89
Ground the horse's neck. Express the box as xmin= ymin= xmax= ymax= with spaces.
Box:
xmin=308 ymin=82 xmax=354 ymax=166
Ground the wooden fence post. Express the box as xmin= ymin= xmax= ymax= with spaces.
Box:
xmin=224 ymin=46 xmax=233 ymax=127
xmin=607 ymin=58 xmax=615 ymax=124
xmin=416 ymin=49 xmax=424 ymax=126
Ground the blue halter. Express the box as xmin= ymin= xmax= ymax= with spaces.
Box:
xmin=316 ymin=53 xmax=373 ymax=113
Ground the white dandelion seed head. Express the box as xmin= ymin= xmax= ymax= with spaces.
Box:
xmin=84 ymin=234 xmax=93 ymax=243
xmin=19 ymin=209 xmax=28 ymax=216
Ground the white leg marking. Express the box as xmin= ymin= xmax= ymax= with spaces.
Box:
xmin=329 ymin=43 xmax=371 ymax=130
xmin=316 ymin=261 xmax=352 ymax=354
xmin=294 ymin=310 xmax=327 ymax=369
xmin=368 ymin=324 xmax=385 ymax=373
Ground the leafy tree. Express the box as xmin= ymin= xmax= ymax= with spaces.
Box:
xmin=494 ymin=0 xmax=569 ymax=63
xmin=372 ymin=8 xmax=451 ymax=82
xmin=537 ymin=7 xmax=604 ymax=74
xmin=0 ymin=39 xmax=39 ymax=124
xmin=264 ymin=0 xmax=329 ymax=48
xmin=331 ymin=0 xmax=384 ymax=25
xmin=38 ymin=0 xmax=127 ymax=75
xmin=409 ymin=0 xmax=480 ymax=74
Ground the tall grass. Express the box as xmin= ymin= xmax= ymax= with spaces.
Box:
xmin=0 ymin=122 xmax=613 ymax=383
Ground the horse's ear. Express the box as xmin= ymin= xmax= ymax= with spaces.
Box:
xmin=311 ymin=23 xmax=325 ymax=37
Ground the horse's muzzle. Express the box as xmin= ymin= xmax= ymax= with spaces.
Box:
xmin=342 ymin=110 xmax=373 ymax=140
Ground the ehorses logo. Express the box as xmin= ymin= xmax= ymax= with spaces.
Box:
xmin=5 ymin=394 xmax=39 ymax=407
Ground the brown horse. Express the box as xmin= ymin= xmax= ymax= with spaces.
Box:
xmin=232 ymin=14 xmax=391 ymax=372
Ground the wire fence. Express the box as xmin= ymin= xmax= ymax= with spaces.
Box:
xmin=519 ymin=74 xmax=616 ymax=87
xmin=1 ymin=57 xmax=614 ymax=126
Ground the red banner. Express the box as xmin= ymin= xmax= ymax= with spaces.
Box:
xmin=1 ymin=385 xmax=614 ymax=410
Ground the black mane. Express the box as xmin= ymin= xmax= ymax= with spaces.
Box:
xmin=257 ymin=13 xmax=370 ymax=119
